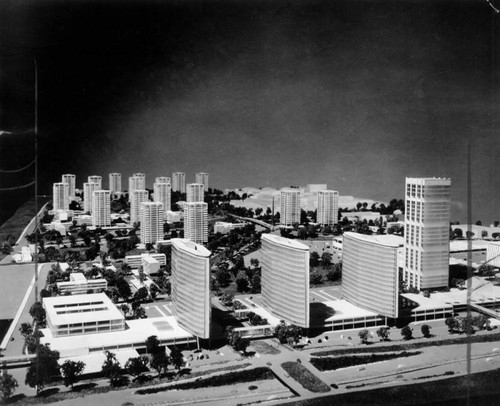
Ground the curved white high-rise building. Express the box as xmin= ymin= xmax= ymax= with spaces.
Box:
xmin=343 ymin=232 xmax=400 ymax=319
xmin=53 ymin=182 xmax=69 ymax=211
xmin=261 ymin=234 xmax=310 ymax=328
xmin=280 ymin=188 xmax=301 ymax=226
xmin=140 ymin=201 xmax=163 ymax=244
xmin=186 ymin=183 xmax=204 ymax=203
xmin=184 ymin=202 xmax=208 ymax=244
xmin=83 ymin=182 xmax=99 ymax=213
xmin=172 ymin=172 xmax=186 ymax=193
xmin=61 ymin=174 xmax=76 ymax=199
xmin=153 ymin=182 xmax=171 ymax=218
xmin=404 ymin=177 xmax=451 ymax=290
xmin=317 ymin=190 xmax=339 ymax=226
xmin=171 ymin=238 xmax=211 ymax=339
xmin=109 ymin=173 xmax=122 ymax=193
xmin=195 ymin=172 xmax=209 ymax=190
xmin=130 ymin=190 xmax=149 ymax=225
xmin=88 ymin=176 xmax=102 ymax=190
xmin=92 ymin=190 xmax=111 ymax=227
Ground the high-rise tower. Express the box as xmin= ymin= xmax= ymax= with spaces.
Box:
xmin=53 ymin=182 xmax=69 ymax=211
xmin=404 ymin=177 xmax=451 ymax=290
xmin=195 ymin=172 xmax=209 ymax=190
xmin=186 ymin=183 xmax=204 ymax=203
xmin=83 ymin=182 xmax=99 ymax=213
xmin=92 ymin=190 xmax=111 ymax=227
xmin=317 ymin=190 xmax=339 ymax=226
xmin=140 ymin=201 xmax=164 ymax=244
xmin=184 ymin=202 xmax=208 ymax=244
xmin=172 ymin=172 xmax=186 ymax=193
xmin=61 ymin=174 xmax=76 ymax=199
xmin=153 ymin=182 xmax=171 ymax=218
xmin=88 ymin=176 xmax=102 ymax=190
xmin=130 ymin=190 xmax=149 ymax=225
xmin=280 ymin=188 xmax=301 ymax=226
xmin=109 ymin=173 xmax=122 ymax=193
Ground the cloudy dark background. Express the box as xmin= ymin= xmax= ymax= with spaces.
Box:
xmin=0 ymin=0 xmax=498 ymax=225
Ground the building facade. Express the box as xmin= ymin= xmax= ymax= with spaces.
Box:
xmin=195 ymin=172 xmax=209 ymax=190
xmin=184 ymin=202 xmax=208 ymax=244
xmin=57 ymin=273 xmax=108 ymax=295
xmin=261 ymin=234 xmax=310 ymax=328
xmin=61 ymin=174 xmax=76 ymax=199
xmin=130 ymin=189 xmax=149 ymax=225
xmin=83 ymin=182 xmax=99 ymax=213
xmin=53 ymin=182 xmax=69 ymax=211
xmin=172 ymin=172 xmax=186 ymax=193
xmin=140 ymin=201 xmax=164 ymax=244
xmin=342 ymin=232 xmax=400 ymax=319
xmin=280 ymin=189 xmax=301 ymax=226
xmin=88 ymin=176 xmax=102 ymax=189
xmin=153 ymin=181 xmax=171 ymax=217
xmin=109 ymin=173 xmax=122 ymax=193
xmin=317 ymin=190 xmax=339 ymax=226
xmin=128 ymin=174 xmax=146 ymax=198
xmin=155 ymin=176 xmax=171 ymax=185
xmin=92 ymin=190 xmax=111 ymax=227
xmin=404 ymin=177 xmax=451 ymax=290
xmin=486 ymin=242 xmax=500 ymax=267
xmin=186 ymin=183 xmax=205 ymax=203
xmin=171 ymin=238 xmax=211 ymax=339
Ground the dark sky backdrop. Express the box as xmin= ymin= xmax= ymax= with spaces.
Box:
xmin=0 ymin=0 xmax=499 ymax=224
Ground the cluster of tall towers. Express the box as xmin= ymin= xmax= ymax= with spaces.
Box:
xmin=52 ymin=172 xmax=210 ymax=245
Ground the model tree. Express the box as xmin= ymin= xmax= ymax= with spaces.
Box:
xmin=60 ymin=360 xmax=86 ymax=389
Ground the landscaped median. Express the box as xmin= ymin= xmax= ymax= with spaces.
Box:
xmin=310 ymin=351 xmax=422 ymax=371
xmin=281 ymin=362 xmax=330 ymax=393
xmin=135 ymin=367 xmax=274 ymax=394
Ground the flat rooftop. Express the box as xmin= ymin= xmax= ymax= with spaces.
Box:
xmin=321 ymin=300 xmax=379 ymax=322
xmin=344 ymin=232 xmax=404 ymax=247
xmin=41 ymin=315 xmax=193 ymax=356
xmin=450 ymin=240 xmax=490 ymax=252
xmin=262 ymin=234 xmax=309 ymax=250
xmin=43 ymin=293 xmax=124 ymax=326
xmin=171 ymin=238 xmax=211 ymax=257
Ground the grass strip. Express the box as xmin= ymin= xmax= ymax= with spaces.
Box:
xmin=310 ymin=351 xmax=421 ymax=371
xmin=311 ymin=331 xmax=500 ymax=357
xmin=135 ymin=367 xmax=274 ymax=395
xmin=281 ymin=362 xmax=330 ymax=393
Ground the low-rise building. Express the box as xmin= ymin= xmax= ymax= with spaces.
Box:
xmin=125 ymin=253 xmax=166 ymax=269
xmin=43 ymin=293 xmax=125 ymax=338
xmin=213 ymin=221 xmax=246 ymax=234
xmin=142 ymin=255 xmax=160 ymax=274
xmin=56 ymin=273 xmax=107 ymax=295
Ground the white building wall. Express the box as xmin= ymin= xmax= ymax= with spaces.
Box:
xmin=486 ymin=242 xmax=500 ymax=267
xmin=155 ymin=176 xmax=171 ymax=186
xmin=153 ymin=182 xmax=171 ymax=218
xmin=171 ymin=238 xmax=211 ymax=339
xmin=130 ymin=190 xmax=149 ymax=225
xmin=83 ymin=182 xmax=99 ymax=213
xmin=88 ymin=176 xmax=102 ymax=190
xmin=140 ymin=201 xmax=164 ymax=244
xmin=184 ymin=202 xmax=208 ymax=244
xmin=261 ymin=234 xmax=310 ymax=328
xmin=61 ymin=174 xmax=76 ymax=199
xmin=172 ymin=172 xmax=186 ymax=193
xmin=186 ymin=183 xmax=205 ymax=203
xmin=280 ymin=189 xmax=301 ymax=226
xmin=109 ymin=173 xmax=122 ymax=193
xmin=404 ymin=177 xmax=451 ymax=290
xmin=195 ymin=173 xmax=209 ymax=190
xmin=317 ymin=190 xmax=339 ymax=226
xmin=342 ymin=232 xmax=399 ymax=318
xmin=53 ymin=182 xmax=69 ymax=211
xmin=92 ymin=190 xmax=111 ymax=227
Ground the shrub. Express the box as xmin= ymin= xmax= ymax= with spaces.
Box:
xmin=281 ymin=362 xmax=330 ymax=393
